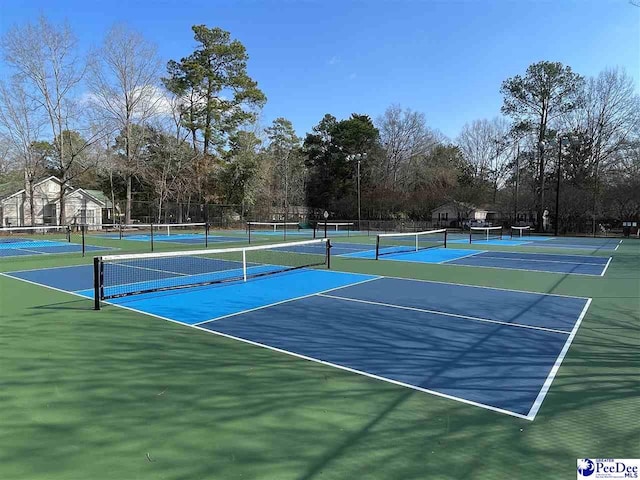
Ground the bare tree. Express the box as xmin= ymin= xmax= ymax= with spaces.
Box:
xmin=376 ymin=105 xmax=440 ymax=190
xmin=87 ymin=24 xmax=163 ymax=224
xmin=265 ymin=118 xmax=303 ymax=221
xmin=457 ymin=117 xmax=513 ymax=202
xmin=562 ymin=68 xmax=640 ymax=233
xmin=2 ymin=16 xmax=103 ymax=224
xmin=0 ymin=77 xmax=47 ymax=225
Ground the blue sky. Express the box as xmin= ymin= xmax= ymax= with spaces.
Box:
xmin=1 ymin=0 xmax=638 ymax=139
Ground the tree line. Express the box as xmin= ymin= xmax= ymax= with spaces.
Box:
xmin=0 ymin=17 xmax=638 ymax=233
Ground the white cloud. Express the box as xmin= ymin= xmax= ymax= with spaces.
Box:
xmin=328 ymin=56 xmax=340 ymax=65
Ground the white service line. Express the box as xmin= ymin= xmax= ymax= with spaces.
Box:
xmin=317 ymin=293 xmax=571 ymax=335
xmin=114 ymin=262 xmax=190 ymax=277
xmin=476 ymin=253 xmax=604 ymax=267
xmin=194 ymin=276 xmax=381 ymax=326
xmin=437 ymin=250 xmax=486 ymax=264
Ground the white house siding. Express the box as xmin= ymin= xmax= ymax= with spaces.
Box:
xmin=64 ymin=191 xmax=103 ymax=228
xmin=1 ymin=195 xmax=22 ymax=226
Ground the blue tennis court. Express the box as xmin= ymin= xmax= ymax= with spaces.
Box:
xmin=448 ymin=233 xmax=621 ymax=251
xmin=4 ymin=260 xmax=591 ymax=420
xmin=342 ymin=245 xmax=612 ymax=276
xmin=98 ymin=232 xmax=246 ymax=244
xmin=0 ymin=238 xmax=112 ymax=258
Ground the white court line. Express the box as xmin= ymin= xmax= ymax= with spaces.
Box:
xmin=194 ymin=276 xmax=381 ymax=325
xmin=471 ymin=255 xmax=609 ymax=266
xmin=114 ymin=262 xmax=190 ymax=277
xmin=437 ymin=250 xmax=486 ymax=264
xmin=0 ymin=272 xmax=91 ymax=300
xmin=318 ymin=293 xmax=571 ymax=335
xmin=600 ymin=257 xmax=612 ymax=277
xmin=10 ymin=247 xmax=46 ymax=255
xmin=466 ymin=249 xmax=612 ymax=261
xmin=335 ymin=246 xmax=376 ymax=253
xmin=374 ymin=273 xmax=590 ymax=300
xmin=527 ymin=298 xmax=592 ymax=420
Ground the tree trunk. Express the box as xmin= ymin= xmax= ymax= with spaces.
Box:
xmin=110 ymin=169 xmax=116 ymax=226
xmin=537 ymin=150 xmax=545 ymax=233
xmin=58 ymin=183 xmax=66 ymax=225
xmin=25 ymin=170 xmax=35 ymax=226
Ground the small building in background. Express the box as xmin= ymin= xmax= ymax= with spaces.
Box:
xmin=431 ymin=201 xmax=501 ymax=228
xmin=0 ymin=176 xmax=110 ymax=228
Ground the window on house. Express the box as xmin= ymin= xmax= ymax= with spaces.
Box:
xmin=43 ymin=204 xmax=57 ymax=225
xmin=79 ymin=209 xmax=95 ymax=225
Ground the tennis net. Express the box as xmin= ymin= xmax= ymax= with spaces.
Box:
xmin=0 ymin=225 xmax=70 ymax=244
xmin=112 ymin=222 xmax=210 ymax=249
xmin=246 ymin=221 xmax=300 ymax=232
xmin=93 ymin=238 xmax=330 ymax=309
xmin=469 ymin=226 xmax=503 ymax=243
xmin=314 ymin=222 xmax=355 ymax=238
xmin=375 ymin=229 xmax=447 ymax=259
xmin=119 ymin=222 xmax=208 ymax=237
xmin=510 ymin=226 xmax=531 ymax=238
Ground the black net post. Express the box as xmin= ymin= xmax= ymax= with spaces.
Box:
xmin=150 ymin=223 xmax=154 ymax=251
xmin=324 ymin=222 xmax=327 ymax=239
xmin=375 ymin=235 xmax=380 ymax=260
xmin=326 ymin=239 xmax=331 ymax=270
xmin=119 ymin=221 xmax=123 ymax=240
xmin=66 ymin=225 xmax=71 ymax=242
xmin=93 ymin=256 xmax=102 ymax=310
xmin=81 ymin=225 xmax=86 ymax=257
xmin=205 ymin=222 xmax=209 ymax=248
xmin=443 ymin=230 xmax=448 ymax=248
xmin=247 ymin=222 xmax=251 ymax=244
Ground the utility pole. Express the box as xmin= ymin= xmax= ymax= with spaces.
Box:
xmin=357 ymin=158 xmax=361 ymax=228
xmin=513 ymin=142 xmax=520 ymax=224
xmin=555 ymin=139 xmax=562 ymax=237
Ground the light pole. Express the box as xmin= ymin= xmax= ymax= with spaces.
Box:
xmin=513 ymin=141 xmax=520 ymax=225
xmin=347 ymin=153 xmax=366 ymax=228
xmin=538 ymin=140 xmax=547 ymax=233
xmin=554 ymin=134 xmax=572 ymax=237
